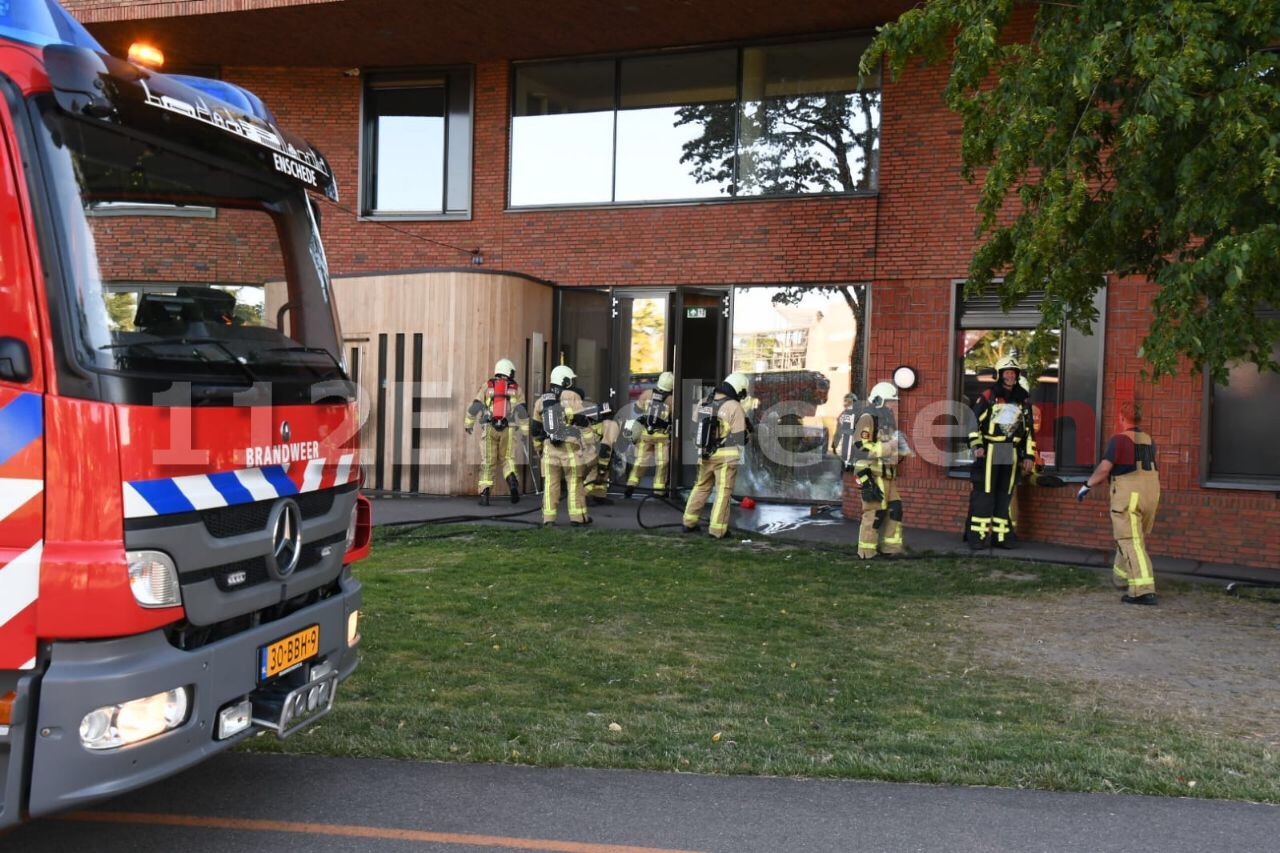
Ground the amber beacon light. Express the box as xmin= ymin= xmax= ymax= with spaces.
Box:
xmin=127 ymin=42 xmax=165 ymax=68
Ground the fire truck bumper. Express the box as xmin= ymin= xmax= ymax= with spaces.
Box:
xmin=22 ymin=571 xmax=361 ymax=821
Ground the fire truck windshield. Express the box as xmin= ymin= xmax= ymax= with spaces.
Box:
xmin=29 ymin=94 xmax=348 ymax=406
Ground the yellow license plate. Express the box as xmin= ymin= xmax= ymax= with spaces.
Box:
xmin=259 ymin=625 xmax=319 ymax=681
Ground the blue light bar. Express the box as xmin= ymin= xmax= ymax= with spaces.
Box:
xmin=1 ymin=0 xmax=278 ymax=126
xmin=0 ymin=0 xmax=103 ymax=51
xmin=168 ymin=75 xmax=278 ymax=125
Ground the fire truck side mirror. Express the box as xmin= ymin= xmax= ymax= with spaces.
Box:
xmin=0 ymin=337 xmax=32 ymax=383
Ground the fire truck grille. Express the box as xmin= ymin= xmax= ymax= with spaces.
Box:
xmin=166 ymin=576 xmax=344 ymax=652
xmin=202 ymin=489 xmax=341 ymax=538
xmin=209 ymin=532 xmax=348 ymax=591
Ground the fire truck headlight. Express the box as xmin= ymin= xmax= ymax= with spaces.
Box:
xmin=80 ymin=686 xmax=191 ymax=750
xmin=126 ymin=550 xmax=180 ymax=608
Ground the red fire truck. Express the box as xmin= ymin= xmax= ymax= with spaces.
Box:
xmin=0 ymin=0 xmax=370 ymax=828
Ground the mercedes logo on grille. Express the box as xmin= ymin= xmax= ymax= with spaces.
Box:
xmin=280 ymin=420 xmax=292 ymax=443
xmin=266 ymin=498 xmax=303 ymax=579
